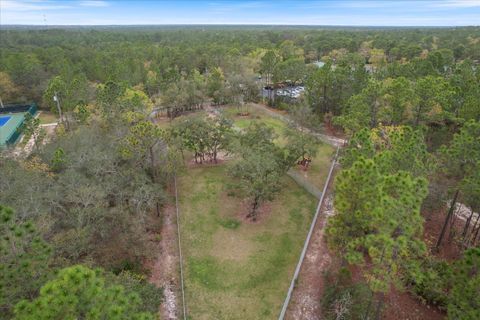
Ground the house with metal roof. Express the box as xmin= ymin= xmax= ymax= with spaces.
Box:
xmin=0 ymin=103 xmax=37 ymax=148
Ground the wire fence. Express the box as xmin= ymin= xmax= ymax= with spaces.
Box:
xmin=174 ymin=175 xmax=187 ymax=320
xmin=287 ymin=169 xmax=323 ymax=199
xmin=278 ymin=146 xmax=339 ymax=320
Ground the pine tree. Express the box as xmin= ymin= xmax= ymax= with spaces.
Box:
xmin=0 ymin=205 xmax=52 ymax=317
xmin=341 ymin=125 xmax=433 ymax=177
xmin=327 ymin=158 xmax=428 ymax=317
xmin=460 ymin=168 xmax=480 ymax=245
xmin=340 ymin=128 xmax=375 ymax=169
xmin=448 ymin=248 xmax=480 ymax=320
xmin=437 ymin=120 xmax=480 ymax=249
xmin=14 ymin=265 xmax=154 ymax=320
xmin=121 ymin=117 xmax=163 ymax=183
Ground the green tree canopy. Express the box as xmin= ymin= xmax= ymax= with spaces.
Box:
xmin=341 ymin=125 xmax=434 ymax=177
xmin=0 ymin=205 xmax=52 ymax=318
xmin=448 ymin=248 xmax=480 ymax=320
xmin=327 ymin=158 xmax=428 ymax=294
xmin=440 ymin=120 xmax=480 ymax=179
xmin=14 ymin=265 xmax=154 ymax=320
xmin=229 ymin=148 xmax=282 ymax=220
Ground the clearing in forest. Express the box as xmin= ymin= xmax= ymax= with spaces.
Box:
xmin=177 ymin=165 xmax=317 ymax=319
xmin=165 ymin=105 xmax=335 ymax=319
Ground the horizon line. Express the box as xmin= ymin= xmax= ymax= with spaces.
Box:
xmin=2 ymin=24 xmax=479 ymax=27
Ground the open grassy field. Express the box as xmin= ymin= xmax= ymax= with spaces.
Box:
xmin=178 ymin=165 xmax=317 ymax=320
xmin=221 ymin=105 xmax=335 ymax=190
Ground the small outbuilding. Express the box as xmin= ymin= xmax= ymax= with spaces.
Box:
xmin=0 ymin=103 xmax=37 ymax=147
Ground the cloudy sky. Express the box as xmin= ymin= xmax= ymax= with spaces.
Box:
xmin=1 ymin=0 xmax=479 ymax=26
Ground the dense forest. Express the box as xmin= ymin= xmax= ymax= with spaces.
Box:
xmin=1 ymin=25 xmax=480 ymax=319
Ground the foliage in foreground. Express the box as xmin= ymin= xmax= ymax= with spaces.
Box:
xmin=322 ymin=268 xmax=372 ymax=320
xmin=0 ymin=205 xmax=52 ymax=318
xmin=14 ymin=265 xmax=155 ymax=320
xmin=447 ymin=248 xmax=480 ymax=320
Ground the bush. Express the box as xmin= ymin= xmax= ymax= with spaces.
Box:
xmin=111 ymin=259 xmax=143 ymax=275
xmin=322 ymin=267 xmax=372 ymax=320
xmin=108 ymin=270 xmax=164 ymax=314
xmin=276 ymin=102 xmax=291 ymax=111
xmin=404 ymin=256 xmax=451 ymax=308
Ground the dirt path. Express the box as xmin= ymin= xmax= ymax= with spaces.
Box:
xmin=148 ymin=204 xmax=180 ymax=320
xmin=12 ymin=122 xmax=57 ymax=158
xmin=285 ymin=188 xmax=336 ymax=320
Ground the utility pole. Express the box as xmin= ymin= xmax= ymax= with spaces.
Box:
xmin=53 ymin=91 xmax=64 ymax=125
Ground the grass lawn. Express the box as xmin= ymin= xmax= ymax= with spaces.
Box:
xmin=178 ymin=165 xmax=317 ymax=319
xmin=294 ymin=143 xmax=335 ymax=190
xmin=221 ymin=106 xmax=335 ymax=191
xmin=38 ymin=111 xmax=58 ymax=124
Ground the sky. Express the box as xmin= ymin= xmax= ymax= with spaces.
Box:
xmin=1 ymin=0 xmax=480 ymax=26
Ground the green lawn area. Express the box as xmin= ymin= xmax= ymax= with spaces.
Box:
xmin=293 ymin=143 xmax=335 ymax=190
xmin=178 ymin=165 xmax=317 ymax=320
xmin=38 ymin=111 xmax=58 ymax=124
xmin=221 ymin=106 xmax=335 ymax=191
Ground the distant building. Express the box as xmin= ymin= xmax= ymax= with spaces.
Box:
xmin=261 ymin=85 xmax=305 ymax=104
xmin=0 ymin=103 xmax=37 ymax=148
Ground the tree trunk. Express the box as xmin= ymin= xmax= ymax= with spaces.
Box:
xmin=64 ymin=113 xmax=71 ymax=131
xmin=364 ymin=288 xmax=375 ymax=320
xmin=415 ymin=103 xmax=423 ymax=126
xmin=374 ymin=293 xmax=385 ymax=320
xmin=365 ymin=245 xmax=387 ymax=319
xmin=180 ymin=148 xmax=185 ymax=162
xmin=462 ymin=208 xmax=475 ymax=239
xmin=435 ymin=189 xmax=459 ymax=251
xmin=472 ymin=225 xmax=480 ymax=246
xmin=322 ymin=84 xmax=327 ymax=114
xmin=449 ymin=209 xmax=458 ymax=241
xmin=149 ymin=146 xmax=156 ymax=183
xmin=466 ymin=213 xmax=480 ymax=246
xmin=371 ymin=99 xmax=378 ymax=128
xmin=247 ymin=196 xmax=260 ymax=221
xmin=33 ymin=132 xmax=38 ymax=151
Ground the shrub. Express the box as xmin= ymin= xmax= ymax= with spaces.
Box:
xmin=322 ymin=267 xmax=372 ymax=320
xmin=404 ymin=256 xmax=451 ymax=308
